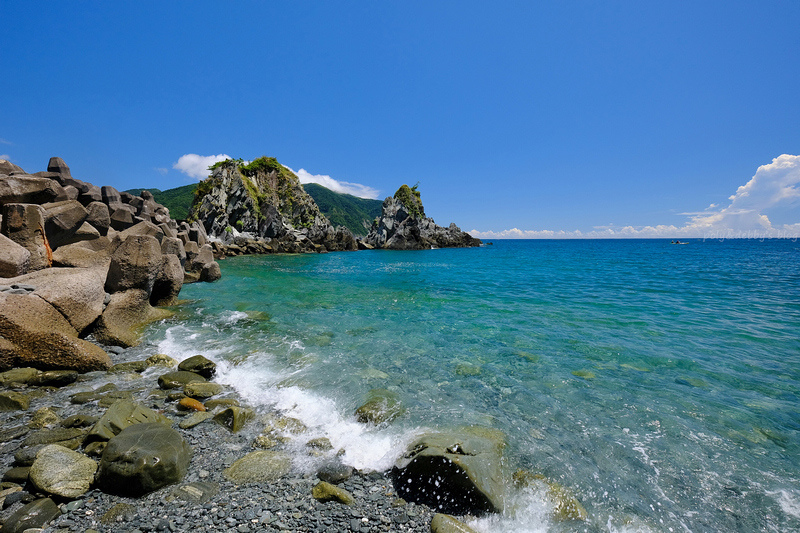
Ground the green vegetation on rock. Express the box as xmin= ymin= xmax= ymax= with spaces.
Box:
xmin=125 ymin=184 xmax=197 ymax=221
xmin=394 ymin=183 xmax=424 ymax=219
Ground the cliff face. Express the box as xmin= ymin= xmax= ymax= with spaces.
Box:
xmin=190 ymin=157 xmax=357 ymax=253
xmin=362 ymin=185 xmax=481 ymax=250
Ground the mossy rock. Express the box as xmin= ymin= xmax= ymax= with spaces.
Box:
xmin=96 ymin=423 xmax=191 ymax=496
xmin=354 ymin=389 xmax=405 ymax=425
xmin=86 ymin=399 xmax=171 ymax=442
xmin=311 ymin=481 xmax=355 ymax=505
xmin=223 ymin=450 xmax=291 ymax=483
xmin=512 ymin=470 xmax=587 ymax=521
xmin=431 ymin=513 xmax=480 ymax=533
xmin=0 ymin=391 xmax=30 ymax=411
xmin=213 ymin=406 xmax=255 ymax=433
xmin=157 ymin=370 xmax=206 ymax=390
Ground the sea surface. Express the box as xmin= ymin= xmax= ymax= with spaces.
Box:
xmin=138 ymin=239 xmax=800 ymax=532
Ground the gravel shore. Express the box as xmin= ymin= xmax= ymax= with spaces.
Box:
xmin=0 ymin=343 xmax=440 ymax=533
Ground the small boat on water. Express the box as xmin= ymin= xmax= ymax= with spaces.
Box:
xmin=670 ymin=240 xmax=689 ymax=245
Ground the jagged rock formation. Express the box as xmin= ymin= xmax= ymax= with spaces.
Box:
xmin=0 ymin=157 xmax=221 ymax=360
xmin=362 ymin=185 xmax=481 ymax=250
xmin=190 ymin=157 xmax=357 ymax=254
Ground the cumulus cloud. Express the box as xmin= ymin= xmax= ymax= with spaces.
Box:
xmin=0 ymin=154 xmax=10 ymax=161
xmin=173 ymin=153 xmax=231 ymax=180
xmin=285 ymin=166 xmax=380 ymax=199
xmin=471 ymin=154 xmax=800 ymax=239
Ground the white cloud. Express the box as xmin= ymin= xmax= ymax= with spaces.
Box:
xmin=0 ymin=154 xmax=10 ymax=161
xmin=154 ymin=167 xmax=169 ymax=176
xmin=173 ymin=153 xmax=231 ymax=180
xmin=285 ymin=166 xmax=380 ymax=199
xmin=472 ymin=154 xmax=800 ymax=240
xmin=0 ymin=138 xmax=12 ymax=145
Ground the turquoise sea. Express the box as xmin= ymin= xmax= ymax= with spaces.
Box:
xmin=140 ymin=239 xmax=800 ymax=532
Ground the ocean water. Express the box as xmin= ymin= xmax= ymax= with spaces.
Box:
xmin=139 ymin=239 xmax=800 ymax=532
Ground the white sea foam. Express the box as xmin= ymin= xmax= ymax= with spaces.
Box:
xmin=158 ymin=325 xmax=418 ymax=473
xmin=767 ymin=489 xmax=800 ymax=519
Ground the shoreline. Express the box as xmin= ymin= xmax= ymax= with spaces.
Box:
xmin=0 ymin=339 xmax=445 ymax=532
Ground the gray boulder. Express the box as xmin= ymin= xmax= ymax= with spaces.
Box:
xmin=29 ymin=444 xmax=97 ymax=498
xmin=1 ymin=203 xmax=50 ymax=270
xmin=9 ymin=267 xmax=106 ymax=334
xmin=150 ymin=254 xmax=183 ymax=306
xmin=85 ymin=201 xmax=110 ymax=235
xmin=118 ymin=220 xmax=164 ymax=243
xmin=0 ymin=233 xmax=30 ymax=277
xmin=0 ymin=159 xmax=25 ymax=175
xmin=392 ymin=426 xmax=506 ymax=515
xmin=92 ymin=288 xmax=172 ymax=347
xmin=0 ymin=175 xmax=66 ymax=205
xmin=96 ymin=422 xmax=191 ymax=496
xmin=51 ymin=242 xmax=110 ymax=268
xmin=47 ymin=156 xmax=72 ymax=177
xmin=42 ymin=200 xmax=88 ymax=248
xmin=200 ymin=261 xmax=222 ymax=282
xmin=105 ymin=235 xmax=162 ymax=294
xmin=109 ymin=207 xmax=135 ymax=230
xmin=0 ymin=292 xmax=112 ymax=372
xmin=160 ymin=236 xmax=186 ymax=266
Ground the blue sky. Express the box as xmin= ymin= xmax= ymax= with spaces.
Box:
xmin=2 ymin=1 xmax=799 ymax=238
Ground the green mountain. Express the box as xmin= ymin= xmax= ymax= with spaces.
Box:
xmin=126 ymin=181 xmax=382 ymax=235
xmin=125 ymin=184 xmax=197 ymax=221
xmin=302 ymin=183 xmax=383 ymax=236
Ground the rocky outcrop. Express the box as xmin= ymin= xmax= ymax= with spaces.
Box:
xmin=362 ymin=185 xmax=481 ymax=250
xmin=189 ymin=157 xmax=357 ymax=254
xmin=0 ymin=157 xmax=222 ymax=360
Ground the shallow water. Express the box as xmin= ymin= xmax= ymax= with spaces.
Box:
xmin=140 ymin=239 xmax=800 ymax=532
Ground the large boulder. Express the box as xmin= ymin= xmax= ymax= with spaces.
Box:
xmin=6 ymin=267 xmax=106 ymax=334
xmin=0 ymin=233 xmax=30 ymax=277
xmin=104 ymin=234 xmax=162 ymax=294
xmin=0 ymin=159 xmax=25 ymax=175
xmin=150 ymin=254 xmax=183 ymax=306
xmin=85 ymin=201 xmax=110 ymax=235
xmin=92 ymin=289 xmax=172 ymax=347
xmin=1 ymin=203 xmax=51 ymax=270
xmin=0 ymin=292 xmax=112 ymax=372
xmin=29 ymin=444 xmax=98 ymax=499
xmin=96 ymin=422 xmax=191 ymax=496
xmin=47 ymin=156 xmax=72 ymax=177
xmin=160 ymin=236 xmax=186 ymax=266
xmin=42 ymin=200 xmax=89 ymax=248
xmin=51 ymin=242 xmax=111 ymax=269
xmin=392 ymin=426 xmax=506 ymax=515
xmin=0 ymin=175 xmax=66 ymax=206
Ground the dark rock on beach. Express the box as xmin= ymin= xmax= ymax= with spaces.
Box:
xmin=392 ymin=426 xmax=506 ymax=515
xmin=96 ymin=422 xmax=192 ymax=496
